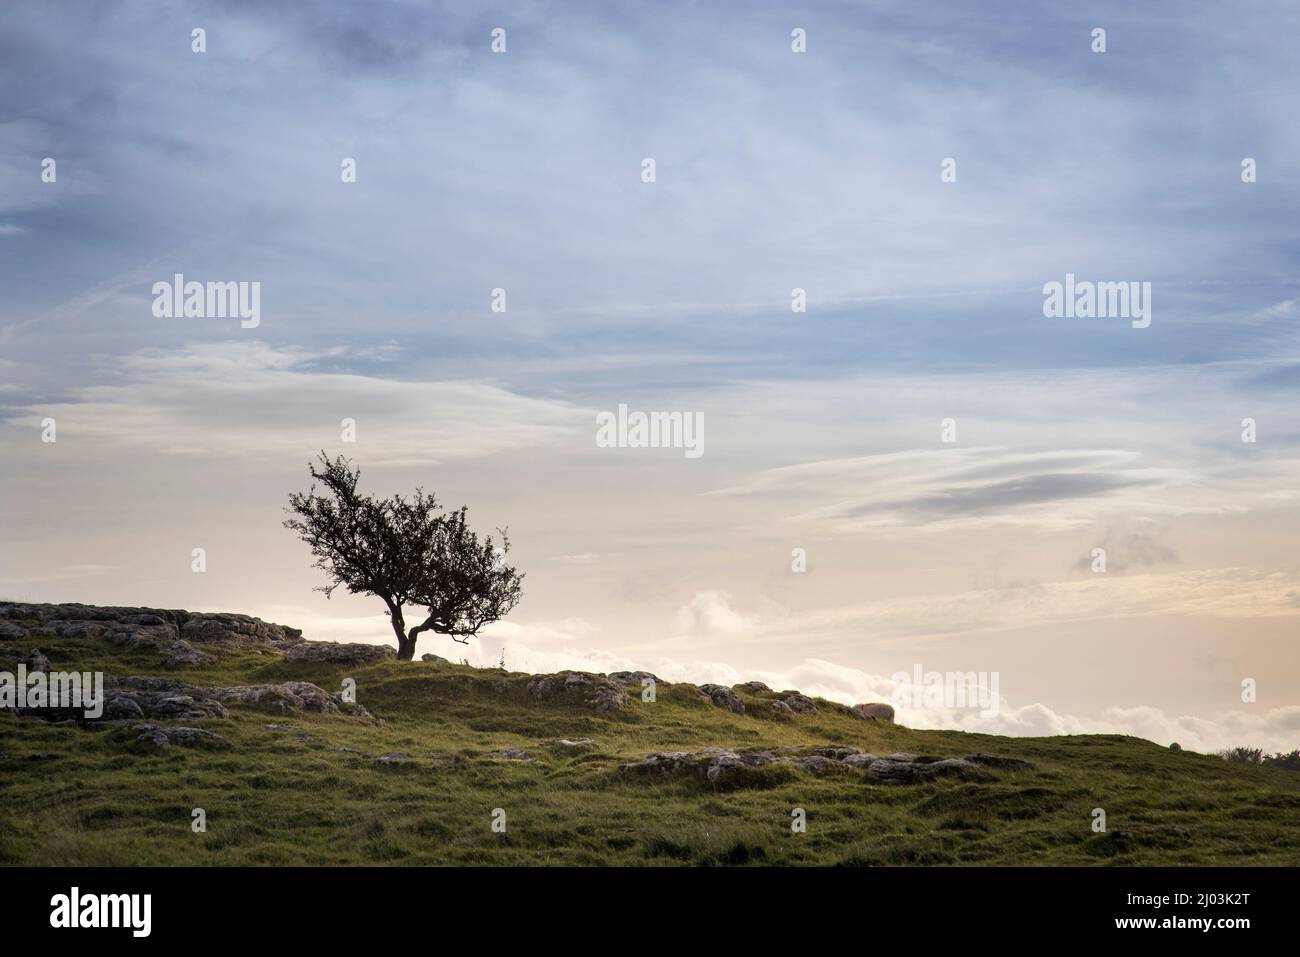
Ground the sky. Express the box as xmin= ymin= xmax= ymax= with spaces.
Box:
xmin=3 ymin=0 xmax=1300 ymax=752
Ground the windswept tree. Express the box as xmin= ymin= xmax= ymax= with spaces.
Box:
xmin=284 ymin=453 xmax=523 ymax=660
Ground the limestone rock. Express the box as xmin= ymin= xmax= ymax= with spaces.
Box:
xmin=421 ymin=653 xmax=450 ymax=663
xmin=162 ymin=639 xmax=211 ymax=668
xmin=607 ymin=670 xmax=660 ymax=688
xmin=482 ymin=748 xmax=533 ymax=761
xmin=285 ymin=641 xmax=395 ymax=664
xmin=777 ymin=690 xmax=818 ymax=714
xmin=697 ymin=684 xmax=746 ymax=715
xmin=526 ymin=671 xmax=628 ymax=711
xmin=129 ymin=724 xmax=229 ymax=752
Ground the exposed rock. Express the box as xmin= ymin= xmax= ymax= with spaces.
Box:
xmin=841 ymin=752 xmax=883 ymax=768
xmin=852 ymin=702 xmax=896 ymax=722
xmin=421 ymin=653 xmax=450 ymax=663
xmin=813 ymin=746 xmax=865 ymax=760
xmin=285 ymin=641 xmax=395 ymax=664
xmin=620 ymin=748 xmax=782 ymax=786
xmin=554 ymin=738 xmax=595 ymax=748
xmin=734 ymin=680 xmax=770 ymax=693
xmin=180 ymin=613 xmax=303 ymax=650
xmin=0 ymin=602 xmax=303 ymax=657
xmin=756 ymin=699 xmax=794 ymax=719
xmin=620 ymin=746 xmax=1031 ymax=786
xmin=962 ymin=753 xmax=1032 ymax=771
xmin=798 ymin=755 xmax=844 ymax=774
xmin=482 ymin=748 xmax=533 ymax=761
xmin=18 ymin=676 xmax=371 ymax=724
xmin=866 ymin=757 xmax=977 ymax=784
xmin=777 ymin=690 xmax=818 ymax=714
xmin=205 ymin=681 xmax=346 ymax=714
xmin=162 ymin=639 xmax=211 ymax=668
xmin=607 ymin=670 xmax=660 ymax=688
xmin=526 ymin=671 xmax=628 ymax=711
xmin=697 ymin=684 xmax=746 ymax=715
xmin=372 ymin=752 xmax=412 ymax=765
xmin=129 ymin=724 xmax=229 ymax=752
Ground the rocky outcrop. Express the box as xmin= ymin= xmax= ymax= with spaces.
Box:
xmin=697 ymin=684 xmax=746 ymax=715
xmin=482 ymin=748 xmax=533 ymax=761
xmin=162 ymin=639 xmax=211 ymax=668
xmin=0 ymin=602 xmax=303 ymax=661
xmin=621 ymin=747 xmax=1031 ymax=787
xmin=14 ymin=675 xmax=373 ymax=724
xmin=619 ymin=748 xmax=790 ymax=787
xmin=607 ymin=670 xmax=660 ymax=688
xmin=129 ymin=724 xmax=230 ymax=752
xmin=777 ymin=691 xmax=818 ymax=714
xmin=526 ymin=671 xmax=628 ymax=711
xmin=285 ymin=641 xmax=396 ymax=664
xmin=734 ymin=680 xmax=770 ymax=693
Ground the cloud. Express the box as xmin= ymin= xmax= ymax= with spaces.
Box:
xmin=674 ymin=591 xmax=761 ymax=637
xmin=714 ymin=446 xmax=1195 ymax=530
xmin=1072 ymin=526 xmax=1180 ymax=574
xmin=3 ymin=341 xmax=585 ymax=465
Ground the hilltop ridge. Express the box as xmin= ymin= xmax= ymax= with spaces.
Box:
xmin=2 ymin=600 xmax=1299 ymax=866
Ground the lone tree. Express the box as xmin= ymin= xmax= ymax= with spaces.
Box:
xmin=284 ymin=453 xmax=523 ymax=660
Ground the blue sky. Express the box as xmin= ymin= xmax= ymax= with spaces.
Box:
xmin=3 ymin=0 xmax=1300 ymax=751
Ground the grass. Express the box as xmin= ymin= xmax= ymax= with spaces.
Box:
xmin=2 ymin=630 xmax=1299 ymax=866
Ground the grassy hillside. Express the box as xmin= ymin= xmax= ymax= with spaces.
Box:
xmin=3 ymin=628 xmax=1299 ymax=867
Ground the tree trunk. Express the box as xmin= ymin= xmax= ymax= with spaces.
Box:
xmin=387 ymin=605 xmax=415 ymax=660
xmin=402 ymin=619 xmax=434 ymax=661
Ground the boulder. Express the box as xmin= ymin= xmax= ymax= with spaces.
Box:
xmin=482 ymin=748 xmax=533 ymax=761
xmin=421 ymin=653 xmax=450 ymax=663
xmin=777 ymin=690 xmax=818 ymax=714
xmin=734 ymin=680 xmax=771 ymax=693
xmin=129 ymin=724 xmax=229 ymax=752
xmin=851 ymin=702 xmax=896 ymax=722
xmin=285 ymin=642 xmax=395 ymax=664
xmin=798 ymin=755 xmax=843 ymax=775
xmin=526 ymin=671 xmax=628 ymax=711
xmin=697 ymin=684 xmax=746 ymax=715
xmin=620 ymin=748 xmax=781 ymax=787
xmin=162 ymin=639 xmax=211 ymax=668
xmin=865 ymin=757 xmax=978 ymax=784
xmin=607 ymin=670 xmax=660 ymax=688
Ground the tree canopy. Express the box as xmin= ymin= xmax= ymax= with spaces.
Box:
xmin=284 ymin=453 xmax=523 ymax=660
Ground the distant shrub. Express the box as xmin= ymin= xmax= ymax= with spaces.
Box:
xmin=1263 ymin=749 xmax=1300 ymax=772
xmin=1219 ymin=747 xmax=1265 ymax=765
xmin=1219 ymin=746 xmax=1300 ymax=771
